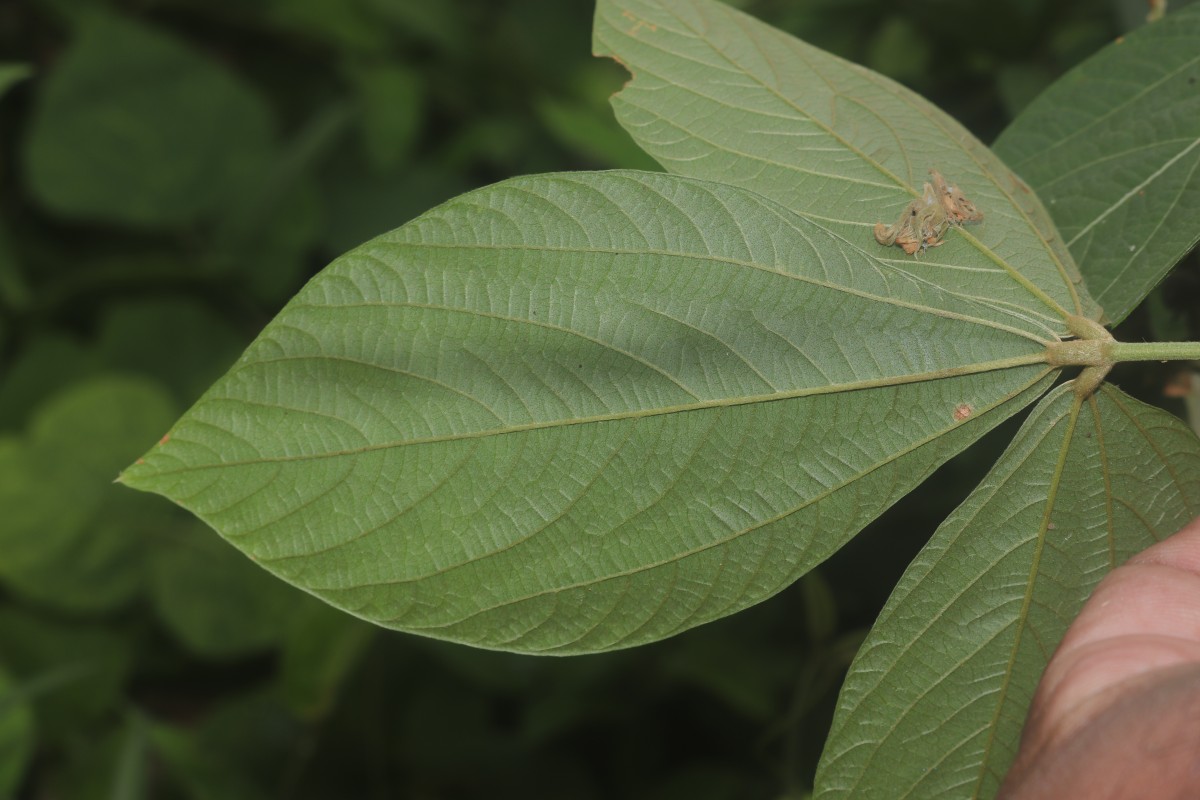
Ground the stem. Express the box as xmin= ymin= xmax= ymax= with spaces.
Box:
xmin=1043 ymin=333 xmax=1200 ymax=399
xmin=1045 ymin=340 xmax=1200 ymax=367
xmin=1107 ymin=341 xmax=1200 ymax=363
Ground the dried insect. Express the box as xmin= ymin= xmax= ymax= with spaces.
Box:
xmin=873 ymin=169 xmax=983 ymax=256
xmin=929 ymin=169 xmax=983 ymax=225
xmin=914 ymin=182 xmax=950 ymax=248
xmin=873 ymin=201 xmax=923 ymax=255
xmin=874 ymin=181 xmax=948 ymax=255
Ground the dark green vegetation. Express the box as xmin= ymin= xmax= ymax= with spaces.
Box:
xmin=2 ymin=0 xmax=1198 ymax=797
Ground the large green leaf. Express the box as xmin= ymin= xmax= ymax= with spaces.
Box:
xmin=815 ymin=383 xmax=1200 ymax=798
xmin=593 ymin=0 xmax=1102 ymax=327
xmin=994 ymin=5 xmax=1200 ymax=325
xmin=121 ymin=169 xmax=1060 ymax=653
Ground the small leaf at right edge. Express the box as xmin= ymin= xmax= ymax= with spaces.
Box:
xmin=993 ymin=4 xmax=1200 ymax=325
xmin=815 ymin=383 xmax=1200 ymax=799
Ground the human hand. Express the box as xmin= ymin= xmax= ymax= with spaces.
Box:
xmin=999 ymin=515 xmax=1200 ymax=798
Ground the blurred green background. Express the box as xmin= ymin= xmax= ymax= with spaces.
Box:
xmin=1 ymin=0 xmax=1197 ymax=797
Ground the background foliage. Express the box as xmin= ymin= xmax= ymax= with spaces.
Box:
xmin=1 ymin=0 xmax=1197 ymax=796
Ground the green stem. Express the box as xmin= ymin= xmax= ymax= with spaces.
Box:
xmin=1044 ymin=338 xmax=1200 ymax=398
xmin=1046 ymin=339 xmax=1200 ymax=367
xmin=1107 ymin=341 xmax=1200 ymax=363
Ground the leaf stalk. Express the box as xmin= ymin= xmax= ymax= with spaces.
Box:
xmin=1044 ymin=316 xmax=1200 ymax=398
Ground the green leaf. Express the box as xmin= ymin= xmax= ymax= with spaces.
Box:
xmin=815 ymin=383 xmax=1200 ymax=798
xmin=211 ymin=102 xmax=345 ymax=304
xmin=265 ymin=0 xmax=387 ymax=55
xmin=0 ymin=377 xmax=175 ymax=611
xmin=347 ymin=62 xmax=423 ymax=171
xmin=109 ymin=715 xmax=151 ymax=800
xmin=123 ymin=169 xmax=1061 ymax=653
xmin=0 ymin=608 xmax=131 ymax=742
xmin=593 ymin=0 xmax=1102 ymax=327
xmin=39 ymin=720 xmax=145 ymax=800
xmin=96 ymin=300 xmax=245 ymax=407
xmin=279 ymin=600 xmax=374 ymax=719
xmin=0 ymin=221 xmax=31 ymax=313
xmin=149 ymin=721 xmax=266 ymax=800
xmin=0 ymin=335 xmax=100 ymax=430
xmin=23 ymin=11 xmax=275 ymax=227
xmin=363 ymin=0 xmax=467 ymax=52
xmin=993 ymin=4 xmax=1200 ymax=324
xmin=0 ymin=666 xmax=34 ymax=798
xmin=0 ymin=63 xmax=31 ymax=99
xmin=150 ymin=522 xmax=304 ymax=659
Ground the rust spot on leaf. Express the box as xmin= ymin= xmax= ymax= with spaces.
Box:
xmin=952 ymin=403 xmax=974 ymax=422
xmin=622 ymin=9 xmax=658 ymax=36
xmin=158 ymin=433 xmax=170 ymax=445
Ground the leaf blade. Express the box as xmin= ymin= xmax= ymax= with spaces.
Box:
xmin=593 ymin=0 xmax=1101 ymax=326
xmin=993 ymin=5 xmax=1200 ymax=324
xmin=122 ymin=170 xmax=1057 ymax=653
xmin=815 ymin=383 xmax=1200 ymax=798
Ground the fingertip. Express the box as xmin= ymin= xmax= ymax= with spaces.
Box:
xmin=1129 ymin=514 xmax=1200 ymax=574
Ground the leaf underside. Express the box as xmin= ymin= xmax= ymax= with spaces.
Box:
xmin=994 ymin=3 xmax=1200 ymax=325
xmin=815 ymin=383 xmax=1200 ymax=799
xmin=121 ymin=170 xmax=1060 ymax=653
xmin=594 ymin=0 xmax=1101 ymax=326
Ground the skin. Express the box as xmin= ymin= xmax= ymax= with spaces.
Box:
xmin=999 ymin=515 xmax=1200 ymax=799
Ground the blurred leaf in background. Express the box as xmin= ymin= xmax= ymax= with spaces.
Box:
xmin=24 ymin=11 xmax=276 ymax=228
xmin=0 ymin=378 xmax=175 ymax=612
xmin=0 ymin=666 xmax=34 ymax=797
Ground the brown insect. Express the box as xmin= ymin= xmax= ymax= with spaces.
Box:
xmin=930 ymin=169 xmax=983 ymax=225
xmin=874 ymin=169 xmax=983 ymax=256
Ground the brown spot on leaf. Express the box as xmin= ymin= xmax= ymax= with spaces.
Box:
xmin=953 ymin=403 xmax=974 ymax=422
xmin=622 ymin=9 xmax=658 ymax=36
